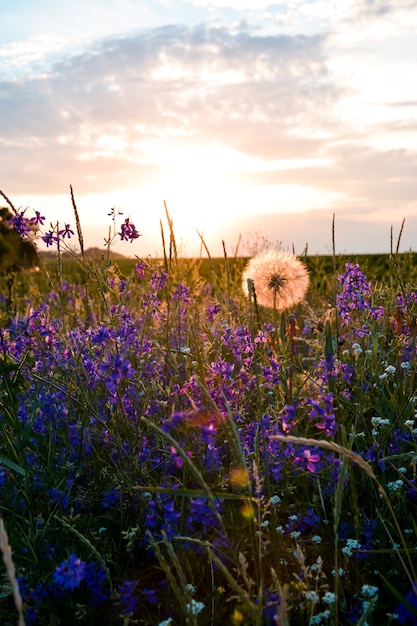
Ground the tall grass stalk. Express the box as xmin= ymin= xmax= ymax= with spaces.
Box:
xmin=0 ymin=519 xmax=25 ymax=626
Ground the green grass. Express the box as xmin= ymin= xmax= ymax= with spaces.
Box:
xmin=1 ymin=214 xmax=417 ymax=625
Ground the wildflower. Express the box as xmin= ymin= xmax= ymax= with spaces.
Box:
xmin=52 ymin=554 xmax=86 ymax=590
xmin=58 ymin=223 xmax=74 ymax=239
xmin=307 ymin=393 xmax=337 ymax=436
xmin=118 ymin=580 xmax=138 ymax=616
xmin=29 ymin=210 xmax=45 ymax=225
xmin=270 ymin=495 xmax=281 ymax=505
xmin=336 ymin=262 xmax=384 ymax=326
xmin=241 ymin=249 xmax=309 ymax=309
xmin=293 ymin=447 xmax=321 ymax=473
xmin=8 ymin=211 xmax=33 ymax=237
xmin=186 ymin=599 xmax=205 ymax=615
xmin=305 ymin=591 xmax=319 ymax=602
xmin=396 ymin=584 xmax=417 ymax=624
xmin=361 ymin=584 xmax=378 ymax=598
xmin=119 ymin=217 xmax=141 ymax=242
xmin=379 ymin=364 xmax=396 ymax=379
xmin=142 ymin=587 xmax=157 ymax=604
xmin=310 ymin=610 xmax=331 ymax=624
xmin=387 ymin=479 xmax=403 ymax=492
xmin=41 ymin=230 xmax=59 ymax=247
xmin=331 ymin=568 xmax=345 ymax=577
xmin=342 ymin=538 xmax=360 ymax=557
xmin=323 ymin=591 xmax=337 ymax=604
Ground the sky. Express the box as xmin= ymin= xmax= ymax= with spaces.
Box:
xmin=1 ymin=0 xmax=417 ymax=258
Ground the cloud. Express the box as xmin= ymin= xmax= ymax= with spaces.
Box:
xmin=0 ymin=23 xmax=334 ymax=196
xmin=1 ymin=6 xmax=417 ymax=257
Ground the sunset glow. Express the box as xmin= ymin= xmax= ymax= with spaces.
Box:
xmin=1 ymin=1 xmax=417 ymax=256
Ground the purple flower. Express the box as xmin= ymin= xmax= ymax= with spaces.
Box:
xmin=336 ymin=263 xmax=384 ymax=326
xmin=206 ymin=303 xmax=222 ymax=321
xmin=281 ymin=404 xmax=298 ymax=433
xmin=84 ymin=562 xmax=110 ymax=606
xmin=396 ymin=584 xmax=417 ymax=624
xmin=118 ymin=580 xmax=138 ymax=616
xmin=58 ymin=223 xmax=74 ymax=239
xmin=100 ymin=353 xmax=135 ymax=396
xmin=303 ymin=507 xmax=321 ymax=528
xmin=306 ymin=393 xmax=337 ymax=437
xmin=52 ymin=554 xmax=86 ymax=590
xmin=293 ymin=447 xmax=321 ymax=473
xmin=149 ymin=269 xmax=169 ymax=291
xmin=41 ymin=230 xmax=59 ymax=247
xmin=171 ymin=283 xmax=191 ymax=305
xmin=134 ymin=260 xmax=147 ymax=279
xmin=119 ymin=218 xmax=141 ymax=242
xmin=8 ymin=211 xmax=33 ymax=237
xmin=30 ymin=210 xmax=46 ymax=225
xmin=142 ymin=587 xmax=158 ymax=604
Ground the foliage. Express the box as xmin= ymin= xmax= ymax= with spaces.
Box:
xmin=0 ymin=207 xmax=39 ymax=273
xmin=0 ymin=196 xmax=417 ymax=625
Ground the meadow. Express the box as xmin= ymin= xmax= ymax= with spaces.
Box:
xmin=1 ymin=201 xmax=417 ymax=625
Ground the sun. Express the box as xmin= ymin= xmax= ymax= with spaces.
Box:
xmin=145 ymin=143 xmax=240 ymax=233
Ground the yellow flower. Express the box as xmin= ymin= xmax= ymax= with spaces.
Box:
xmin=242 ymin=249 xmax=309 ymax=310
xmin=232 ymin=607 xmax=245 ymax=625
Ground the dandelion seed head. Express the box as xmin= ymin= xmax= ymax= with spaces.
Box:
xmin=242 ymin=249 xmax=309 ymax=309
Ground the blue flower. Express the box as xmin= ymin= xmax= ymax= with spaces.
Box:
xmin=52 ymin=554 xmax=86 ymax=590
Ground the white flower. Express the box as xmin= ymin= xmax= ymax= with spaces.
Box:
xmin=242 ymin=249 xmax=309 ymax=309
xmin=186 ymin=599 xmax=205 ymax=615
xmin=342 ymin=538 xmax=360 ymax=556
xmin=361 ymin=584 xmax=378 ymax=598
xmin=270 ymin=495 xmax=281 ymax=505
xmin=323 ymin=591 xmax=337 ymax=604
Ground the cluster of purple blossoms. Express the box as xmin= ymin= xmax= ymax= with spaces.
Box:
xmin=52 ymin=554 xmax=86 ymax=591
xmin=337 ymin=263 xmax=384 ymax=326
xmin=119 ymin=217 xmax=141 ymax=242
xmin=8 ymin=211 xmax=38 ymax=238
xmin=1 ymin=245 xmax=416 ymax=624
xmin=8 ymin=207 xmax=142 ymax=250
xmin=280 ymin=392 xmax=336 ymax=439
